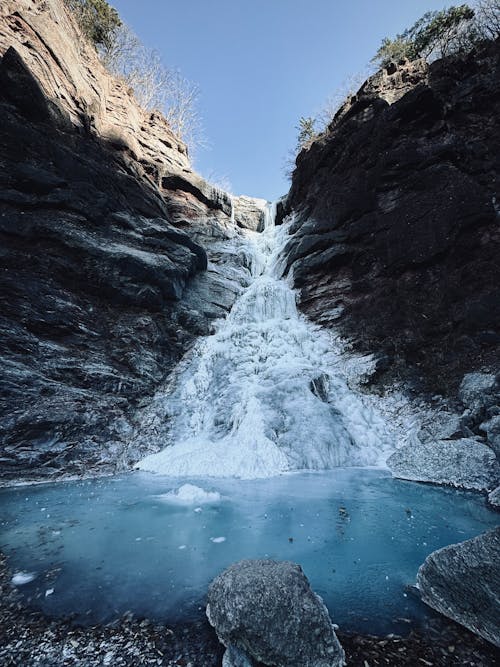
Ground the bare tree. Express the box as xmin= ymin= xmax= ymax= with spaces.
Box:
xmin=98 ymin=22 xmax=204 ymax=154
xmin=475 ymin=0 xmax=500 ymax=39
xmin=317 ymin=68 xmax=373 ymax=130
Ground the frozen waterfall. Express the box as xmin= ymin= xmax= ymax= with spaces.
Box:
xmin=138 ymin=203 xmax=396 ymax=478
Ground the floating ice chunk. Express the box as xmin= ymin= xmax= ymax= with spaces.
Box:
xmin=178 ymin=545 xmax=187 ymax=550
xmin=11 ymin=571 xmax=36 ymax=585
xmin=155 ymin=484 xmax=221 ymax=505
xmin=194 ymin=507 xmax=203 ymax=513
xmin=210 ymin=536 xmax=226 ymax=543
xmin=45 ymin=588 xmax=54 ymax=596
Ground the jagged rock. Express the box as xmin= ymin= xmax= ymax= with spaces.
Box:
xmin=206 ymin=560 xmax=345 ymax=667
xmin=283 ymin=41 xmax=500 ymax=394
xmin=488 ymin=485 xmax=500 ymax=508
xmin=417 ymin=411 xmax=464 ymax=444
xmin=417 ymin=527 xmax=500 ymax=647
xmin=310 ymin=373 xmax=330 ymax=402
xmin=232 ymin=196 xmax=266 ymax=231
xmin=387 ymin=438 xmax=500 ymax=490
xmin=480 ymin=415 xmax=500 ymax=458
xmin=459 ymin=373 xmax=500 ymax=417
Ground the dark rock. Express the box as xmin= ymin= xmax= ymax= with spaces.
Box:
xmin=0 ymin=0 xmax=247 ymax=481
xmin=417 ymin=527 xmax=500 ymax=647
xmin=481 ymin=415 xmax=500 ymax=458
xmin=283 ymin=41 xmax=500 ymax=395
xmin=387 ymin=438 xmax=500 ymax=490
xmin=310 ymin=373 xmax=330 ymax=402
xmin=206 ymin=559 xmax=345 ymax=667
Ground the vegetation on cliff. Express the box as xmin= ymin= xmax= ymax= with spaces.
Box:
xmin=291 ymin=0 xmax=500 ymax=160
xmin=372 ymin=1 xmax=499 ymax=67
xmin=65 ymin=0 xmax=202 ymax=152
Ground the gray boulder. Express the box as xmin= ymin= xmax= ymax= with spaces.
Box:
xmin=387 ymin=438 xmax=500 ymax=490
xmin=417 ymin=527 xmax=500 ymax=647
xmin=206 ymin=559 xmax=345 ymax=667
xmin=417 ymin=410 xmax=464 ymax=444
xmin=459 ymin=373 xmax=499 ymax=417
xmin=480 ymin=415 xmax=500 ymax=458
xmin=488 ymin=485 xmax=500 ymax=509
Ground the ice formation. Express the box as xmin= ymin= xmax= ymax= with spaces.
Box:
xmin=155 ymin=484 xmax=222 ymax=505
xmin=11 ymin=571 xmax=36 ymax=586
xmin=138 ymin=203 xmax=396 ymax=478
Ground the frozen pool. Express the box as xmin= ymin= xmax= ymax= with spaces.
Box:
xmin=1 ymin=469 xmax=497 ymax=635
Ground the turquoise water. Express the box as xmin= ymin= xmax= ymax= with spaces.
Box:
xmin=1 ymin=469 xmax=497 ymax=635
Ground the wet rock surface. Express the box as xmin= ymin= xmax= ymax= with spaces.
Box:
xmin=206 ymin=559 xmax=345 ymax=667
xmin=284 ymin=41 xmax=500 ymax=396
xmin=417 ymin=527 xmax=500 ymax=648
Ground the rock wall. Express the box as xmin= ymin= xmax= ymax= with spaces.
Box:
xmin=0 ymin=0 xmax=247 ymax=481
xmin=283 ymin=40 xmax=500 ymax=396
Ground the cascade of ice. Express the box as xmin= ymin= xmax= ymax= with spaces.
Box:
xmin=138 ymin=202 xmax=396 ymax=478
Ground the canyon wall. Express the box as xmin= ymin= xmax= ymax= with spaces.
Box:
xmin=283 ymin=40 xmax=500 ymax=397
xmin=0 ymin=0 xmax=255 ymax=480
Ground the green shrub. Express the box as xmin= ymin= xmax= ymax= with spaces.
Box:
xmin=65 ymin=0 xmax=121 ymax=50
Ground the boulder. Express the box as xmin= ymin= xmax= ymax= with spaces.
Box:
xmin=206 ymin=559 xmax=345 ymax=667
xmin=416 ymin=411 xmax=464 ymax=444
xmin=480 ymin=414 xmax=500 ymax=458
xmin=488 ymin=486 xmax=500 ymax=509
xmin=387 ymin=438 xmax=500 ymax=490
xmin=417 ymin=527 xmax=500 ymax=647
xmin=459 ymin=373 xmax=500 ymax=417
xmin=231 ymin=196 xmax=266 ymax=232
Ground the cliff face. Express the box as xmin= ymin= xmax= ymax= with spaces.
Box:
xmin=0 ymin=0 xmax=253 ymax=480
xmin=284 ymin=41 xmax=500 ymax=395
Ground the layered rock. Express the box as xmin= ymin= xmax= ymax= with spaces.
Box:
xmin=206 ymin=560 xmax=345 ymax=667
xmin=231 ymin=195 xmax=267 ymax=231
xmin=0 ymin=0 xmax=248 ymax=480
xmin=417 ymin=527 xmax=500 ymax=647
xmin=283 ymin=40 xmax=500 ymax=396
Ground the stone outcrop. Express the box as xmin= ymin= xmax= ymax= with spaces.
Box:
xmin=417 ymin=527 xmax=500 ymax=647
xmin=232 ymin=196 xmax=266 ymax=231
xmin=0 ymin=0 xmax=249 ymax=481
xmin=283 ymin=40 xmax=500 ymax=396
xmin=206 ymin=559 xmax=345 ymax=667
xmin=387 ymin=438 xmax=500 ymax=490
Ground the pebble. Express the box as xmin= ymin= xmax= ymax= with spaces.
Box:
xmin=0 ymin=551 xmax=498 ymax=666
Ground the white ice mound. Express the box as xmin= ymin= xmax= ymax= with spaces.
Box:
xmin=11 ymin=571 xmax=36 ymax=585
xmin=154 ymin=484 xmax=222 ymax=505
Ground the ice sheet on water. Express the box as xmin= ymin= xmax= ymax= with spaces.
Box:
xmin=11 ymin=571 xmax=36 ymax=585
xmin=137 ymin=204 xmax=400 ymax=478
xmin=154 ymin=483 xmax=222 ymax=505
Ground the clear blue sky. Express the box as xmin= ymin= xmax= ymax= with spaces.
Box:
xmin=111 ymin=0 xmax=453 ymax=200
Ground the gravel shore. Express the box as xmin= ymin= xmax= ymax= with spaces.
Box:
xmin=1 ymin=552 xmax=498 ymax=666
